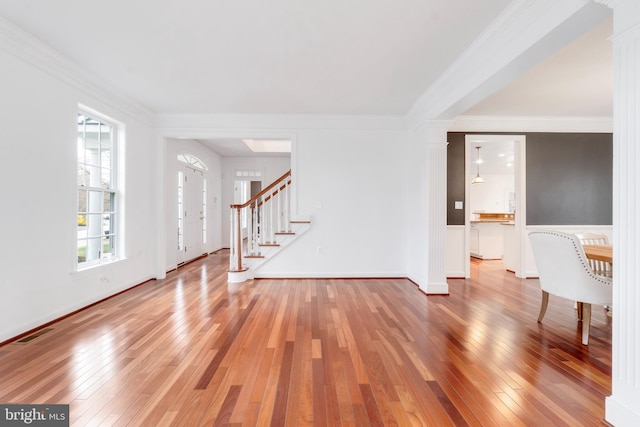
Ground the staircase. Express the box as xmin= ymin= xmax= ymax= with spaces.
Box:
xmin=228 ymin=170 xmax=310 ymax=282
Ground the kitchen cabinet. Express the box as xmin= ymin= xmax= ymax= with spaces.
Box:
xmin=470 ymin=222 xmax=504 ymax=259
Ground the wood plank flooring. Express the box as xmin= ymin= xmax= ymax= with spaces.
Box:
xmin=0 ymin=253 xmax=611 ymax=426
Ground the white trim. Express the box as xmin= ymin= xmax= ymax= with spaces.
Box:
xmin=407 ymin=0 xmax=610 ymax=126
xmin=0 ymin=15 xmax=154 ymax=124
xmin=603 ymin=6 xmax=640 ymax=421
xmin=418 ymin=281 xmax=450 ymax=294
xmin=450 ymin=115 xmax=613 ymax=133
xmin=76 ymin=108 xmax=124 ymax=272
xmin=464 ymin=134 xmax=527 ymax=278
xmin=254 ymin=272 xmax=408 ymax=279
xmin=593 ymin=0 xmax=625 ymax=8
xmin=446 ymin=225 xmax=466 ymax=278
xmin=526 ymin=224 xmax=614 ymax=230
xmin=228 ymin=270 xmax=249 ymax=283
xmin=155 ymin=113 xmax=407 ymax=132
xmin=606 ymin=397 xmax=640 ymax=427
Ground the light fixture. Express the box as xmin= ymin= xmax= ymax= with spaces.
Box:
xmin=472 ymin=146 xmax=485 ymax=184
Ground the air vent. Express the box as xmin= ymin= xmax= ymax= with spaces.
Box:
xmin=14 ymin=328 xmax=54 ymax=344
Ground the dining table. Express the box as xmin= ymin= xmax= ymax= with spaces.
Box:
xmin=583 ymin=244 xmax=613 ymax=264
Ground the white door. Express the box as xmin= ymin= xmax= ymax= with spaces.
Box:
xmin=179 ymin=167 xmax=205 ymax=263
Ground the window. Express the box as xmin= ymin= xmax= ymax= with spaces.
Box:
xmin=235 ymin=170 xmax=261 ymax=178
xmin=77 ymin=111 xmax=118 ymax=268
xmin=177 ymin=154 xmax=207 ymax=171
xmin=202 ymin=178 xmax=207 ymax=244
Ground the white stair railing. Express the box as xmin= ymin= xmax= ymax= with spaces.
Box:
xmin=229 ymin=170 xmax=292 ymax=273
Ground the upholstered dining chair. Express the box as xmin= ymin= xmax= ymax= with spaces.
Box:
xmin=529 ymin=230 xmax=612 ymax=345
xmin=574 ymin=232 xmax=612 ymax=277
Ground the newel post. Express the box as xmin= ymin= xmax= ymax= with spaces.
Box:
xmin=235 ymin=207 xmax=242 ymax=271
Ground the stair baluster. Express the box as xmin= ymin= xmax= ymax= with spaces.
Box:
xmin=229 ymin=170 xmax=292 ymax=273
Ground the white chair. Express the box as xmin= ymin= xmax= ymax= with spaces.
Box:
xmin=574 ymin=232 xmax=612 ymax=277
xmin=529 ymin=230 xmax=612 ymax=345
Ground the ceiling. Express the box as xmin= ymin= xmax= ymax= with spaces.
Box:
xmin=0 ymin=0 xmax=511 ymax=115
xmin=0 ymin=1 xmax=612 ymax=157
xmin=464 ymin=17 xmax=612 ymax=117
xmin=467 ymin=140 xmax=515 ymax=176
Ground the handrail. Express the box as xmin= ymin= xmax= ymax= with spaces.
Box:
xmin=230 ymin=170 xmax=291 ymax=209
xmin=229 ymin=169 xmax=292 ymax=272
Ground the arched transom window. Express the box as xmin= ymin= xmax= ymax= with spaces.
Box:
xmin=177 ymin=154 xmax=207 ymax=171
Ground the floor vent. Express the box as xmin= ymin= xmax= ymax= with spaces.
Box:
xmin=14 ymin=328 xmax=54 ymax=344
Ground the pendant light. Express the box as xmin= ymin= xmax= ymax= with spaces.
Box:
xmin=471 ymin=146 xmax=485 ymax=184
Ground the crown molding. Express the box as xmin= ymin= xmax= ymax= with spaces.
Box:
xmin=450 ymin=115 xmax=613 ymax=133
xmin=406 ymin=0 xmax=608 ymax=129
xmin=0 ymin=15 xmax=154 ymax=124
xmin=155 ymin=113 xmax=408 ymax=134
xmin=592 ymin=0 xmax=623 ymax=8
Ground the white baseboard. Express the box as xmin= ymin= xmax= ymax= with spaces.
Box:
xmin=606 ymin=396 xmax=640 ymax=427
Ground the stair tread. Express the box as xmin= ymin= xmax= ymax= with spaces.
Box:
xmin=275 ymin=231 xmax=295 ymax=235
xmin=259 ymin=243 xmax=280 ymax=247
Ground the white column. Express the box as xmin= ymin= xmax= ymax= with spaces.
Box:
xmin=408 ymin=120 xmax=452 ymax=294
xmin=597 ymin=1 xmax=640 ymax=425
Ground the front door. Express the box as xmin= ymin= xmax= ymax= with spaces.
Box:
xmin=179 ymin=166 xmax=205 ymax=264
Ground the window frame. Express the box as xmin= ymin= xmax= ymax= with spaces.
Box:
xmin=76 ymin=107 xmax=122 ymax=271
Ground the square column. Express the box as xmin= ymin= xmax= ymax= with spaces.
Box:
xmin=597 ymin=0 xmax=640 ymax=425
xmin=407 ymin=120 xmax=452 ymax=294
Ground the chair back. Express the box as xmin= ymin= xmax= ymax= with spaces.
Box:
xmin=574 ymin=232 xmax=609 ymax=245
xmin=529 ymin=230 xmax=612 ymax=304
xmin=574 ymin=232 xmax=611 ymax=276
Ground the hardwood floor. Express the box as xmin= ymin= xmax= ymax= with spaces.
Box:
xmin=0 ymin=253 xmax=611 ymax=426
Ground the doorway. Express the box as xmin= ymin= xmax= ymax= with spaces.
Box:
xmin=177 ymin=165 xmax=207 ymax=265
xmin=464 ymin=135 xmax=526 ymax=278
xmin=234 ymin=177 xmax=263 ymax=240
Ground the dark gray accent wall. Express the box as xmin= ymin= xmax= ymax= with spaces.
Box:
xmin=446 ymin=132 xmax=612 ymax=226
xmin=526 ymin=133 xmax=612 ymax=225
xmin=447 ymin=133 xmax=466 ymax=225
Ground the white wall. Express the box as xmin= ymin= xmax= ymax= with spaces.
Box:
xmin=155 ymin=116 xmax=411 ymax=279
xmin=164 ymin=138 xmax=223 ymax=271
xmin=249 ymin=128 xmax=410 ymax=277
xmin=0 ymin=48 xmax=157 ymax=342
xmin=220 ymin=156 xmax=291 ymax=245
xmin=406 ymin=130 xmax=430 ymax=286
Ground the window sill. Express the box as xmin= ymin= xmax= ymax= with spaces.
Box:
xmin=75 ymin=257 xmax=123 ymax=273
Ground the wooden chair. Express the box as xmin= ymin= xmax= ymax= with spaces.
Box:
xmin=529 ymin=230 xmax=612 ymax=345
xmin=574 ymin=232 xmax=612 ymax=278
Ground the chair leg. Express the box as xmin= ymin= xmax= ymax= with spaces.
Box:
xmin=577 ymin=302 xmax=583 ymax=321
xmin=538 ymin=291 xmax=549 ymax=322
xmin=581 ymin=303 xmax=592 ymax=345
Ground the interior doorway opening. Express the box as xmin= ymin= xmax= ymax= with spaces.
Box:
xmin=464 ymin=135 xmax=526 ymax=278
